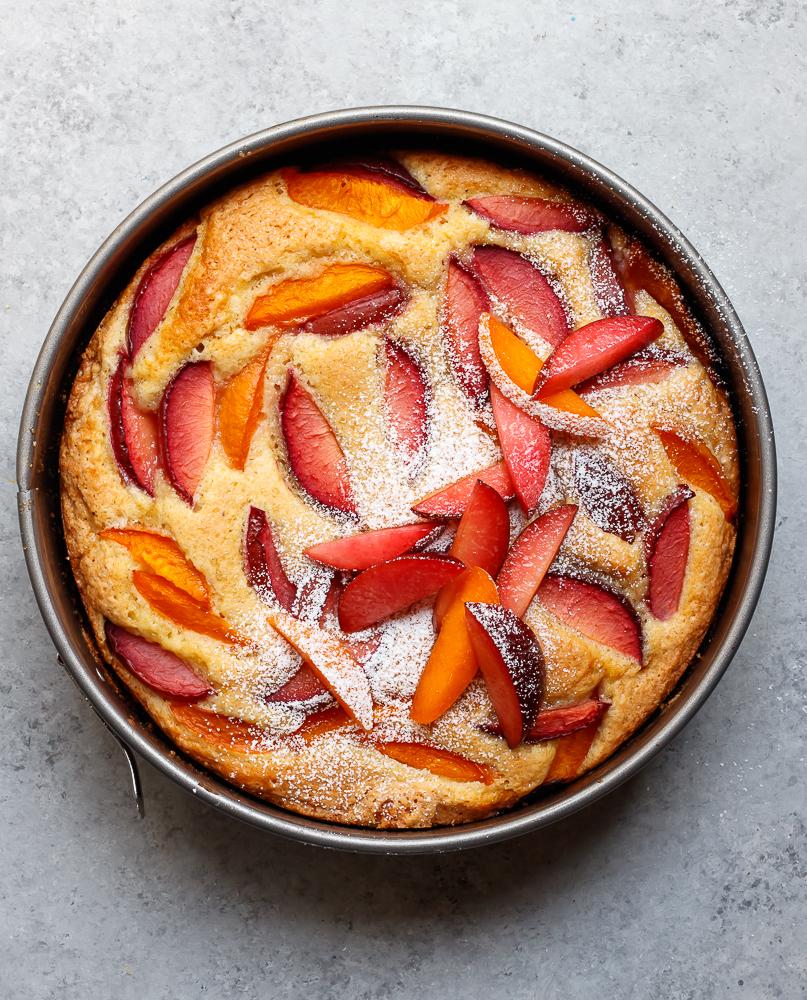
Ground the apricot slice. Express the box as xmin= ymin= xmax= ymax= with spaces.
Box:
xmin=410 ymin=566 xmax=498 ymax=725
xmin=544 ymin=723 xmax=600 ymax=782
xmin=653 ymin=427 xmax=737 ymax=520
xmin=170 ymin=703 xmax=269 ymax=752
xmin=282 ymin=168 xmax=447 ymax=231
xmin=132 ymin=570 xmax=244 ymax=645
xmin=101 ymin=527 xmax=210 ymax=607
xmin=218 ymin=352 xmax=268 ymax=470
xmin=293 ymin=704 xmax=352 ymax=742
xmin=246 ymin=263 xmax=394 ymax=331
xmin=374 ymin=741 xmax=494 ymax=784
xmin=485 ymin=315 xmax=600 ymax=416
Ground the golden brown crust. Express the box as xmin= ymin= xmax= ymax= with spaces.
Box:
xmin=60 ymin=151 xmax=738 ymax=828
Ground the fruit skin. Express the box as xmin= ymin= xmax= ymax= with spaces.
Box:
xmin=412 ymin=461 xmax=515 ymax=518
xmin=465 ymin=602 xmax=545 ymax=748
xmin=337 ymin=553 xmax=464 ymax=634
xmin=465 ymin=195 xmax=596 ymax=234
xmin=484 ymin=696 xmax=609 ymax=742
xmin=159 ymin=361 xmax=215 ymax=505
xmin=653 ymin=427 xmax=737 ymax=520
xmin=410 ymin=567 xmax=499 ymax=724
xmin=282 ymin=167 xmax=447 ymax=231
xmin=497 ymin=504 xmax=578 ymax=618
xmin=127 ymin=234 xmax=196 ymax=359
xmin=246 ymin=263 xmax=394 ymax=331
xmin=646 ymin=487 xmax=694 ymax=620
xmin=244 ymin=506 xmax=298 ymax=612
xmin=264 ymin=663 xmax=328 ymax=704
xmin=218 ymin=352 xmax=268 ymax=470
xmin=535 ymin=315 xmax=663 ymax=398
xmin=305 ymin=522 xmax=437 ymax=572
xmin=266 ymin=607 xmax=374 ymax=729
xmin=373 ymin=742 xmax=494 ymax=784
xmin=587 ymin=233 xmax=629 ymax=318
xmin=302 ymin=157 xmax=433 ymax=197
xmin=303 ymin=286 xmax=406 ymax=337
xmin=572 ymin=451 xmax=644 ymax=543
xmin=431 ymin=481 xmax=509 ymax=626
xmin=470 ymin=246 xmax=569 ymax=349
xmin=537 ymin=574 xmax=643 ymax=663
xmin=170 ymin=703 xmax=269 ymax=752
xmin=279 ymin=370 xmax=357 ymax=516
xmin=384 ymin=337 xmax=430 ymax=469
xmin=489 ymin=383 xmax=551 ymax=514
xmin=132 ymin=570 xmax=245 ymax=645
xmin=100 ymin=527 xmax=210 ymax=607
xmin=108 ymin=357 xmax=159 ymax=496
xmin=442 ymin=256 xmax=490 ymax=407
xmin=577 ymin=349 xmax=686 ymax=394
xmin=105 ymin=621 xmax=211 ymax=700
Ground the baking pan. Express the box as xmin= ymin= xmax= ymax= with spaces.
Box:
xmin=17 ymin=106 xmax=776 ymax=853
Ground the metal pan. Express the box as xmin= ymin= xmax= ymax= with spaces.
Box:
xmin=16 ymin=107 xmax=776 ymax=854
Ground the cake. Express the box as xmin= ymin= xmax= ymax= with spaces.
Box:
xmin=59 ymin=152 xmax=739 ymax=828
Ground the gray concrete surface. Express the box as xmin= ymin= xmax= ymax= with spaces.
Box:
xmin=2 ymin=1 xmax=805 ymax=997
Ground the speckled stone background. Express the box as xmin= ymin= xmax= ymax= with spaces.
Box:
xmin=2 ymin=1 xmax=805 ymax=997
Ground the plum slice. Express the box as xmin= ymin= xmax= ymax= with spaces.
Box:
xmin=535 ymin=315 xmax=663 ymax=398
xmin=412 ymin=461 xmax=515 ymax=518
xmin=105 ymin=621 xmax=211 ymax=700
xmin=465 ymin=602 xmax=545 ymax=748
xmin=305 ymin=522 xmax=437 ymax=572
xmin=384 ymin=337 xmax=430 ymax=469
xmin=466 ymin=195 xmax=596 ymax=234
xmin=497 ymin=504 xmax=578 ymax=617
xmin=303 ymin=286 xmax=406 ymax=337
xmin=578 ymin=349 xmax=686 ymax=393
xmin=244 ymin=506 xmax=299 ymax=612
xmin=159 ymin=361 xmax=215 ymax=505
xmin=127 ymin=234 xmax=196 ymax=359
xmin=108 ymin=357 xmax=159 ymax=496
xmin=470 ymin=246 xmax=569 ymax=349
xmin=537 ymin=574 xmax=642 ymax=663
xmin=646 ymin=486 xmax=694 ymax=620
xmin=573 ymin=451 xmax=644 ymax=543
xmin=442 ymin=256 xmax=490 ymax=407
xmin=337 ymin=553 xmax=463 ymax=634
xmin=279 ymin=370 xmax=356 ymax=516
xmin=490 ymin=383 xmax=551 ymax=514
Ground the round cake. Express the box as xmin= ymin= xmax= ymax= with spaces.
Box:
xmin=60 ymin=151 xmax=739 ymax=828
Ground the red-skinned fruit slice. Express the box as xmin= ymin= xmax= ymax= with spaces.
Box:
xmin=587 ymin=233 xmax=629 ymax=318
xmin=302 ymin=286 xmax=406 ymax=337
xmin=412 ymin=461 xmax=515 ymax=518
xmin=465 ymin=195 xmax=596 ymax=234
xmin=497 ymin=504 xmax=578 ymax=617
xmin=305 ymin=522 xmax=437 ymax=572
xmin=489 ymin=383 xmax=551 ymax=514
xmin=127 ymin=234 xmax=196 ymax=359
xmin=244 ymin=506 xmax=298 ymax=612
xmin=432 ymin=481 xmax=509 ymax=626
xmin=384 ymin=338 xmax=429 ymax=468
xmin=573 ymin=451 xmax=644 ymax=542
xmin=484 ymin=696 xmax=609 ymax=742
xmin=318 ymin=576 xmax=382 ymax=665
xmin=578 ymin=350 xmax=686 ymax=393
xmin=337 ymin=553 xmax=464 ymax=633
xmin=443 ymin=257 xmax=490 ymax=407
xmin=470 ymin=246 xmax=569 ymax=349
xmin=109 ymin=358 xmax=160 ymax=495
xmin=265 ymin=663 xmax=328 ymax=704
xmin=266 ymin=608 xmax=374 ymax=729
xmin=464 ymin=602 xmax=545 ymax=748
xmin=646 ymin=487 xmax=694 ymax=620
xmin=279 ymin=370 xmax=356 ymax=515
xmin=160 ymin=361 xmax=215 ymax=505
xmin=105 ymin=621 xmax=211 ymax=700
xmin=535 ymin=315 xmax=663 ymax=398
xmin=537 ymin=574 xmax=642 ymax=663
